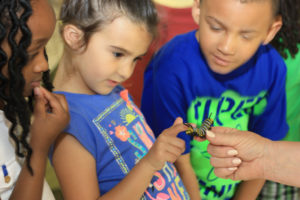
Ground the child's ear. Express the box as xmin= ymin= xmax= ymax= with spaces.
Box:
xmin=192 ymin=0 xmax=201 ymax=25
xmin=62 ymin=24 xmax=84 ymax=50
xmin=262 ymin=16 xmax=282 ymax=45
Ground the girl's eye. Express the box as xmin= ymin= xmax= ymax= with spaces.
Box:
xmin=113 ymin=52 xmax=123 ymax=58
xmin=134 ymin=57 xmax=142 ymax=62
xmin=28 ymin=52 xmax=39 ymax=61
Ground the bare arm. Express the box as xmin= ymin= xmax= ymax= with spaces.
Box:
xmin=232 ymin=179 xmax=265 ymax=200
xmin=175 ymin=153 xmax=201 ymax=200
xmin=9 ymin=87 xmax=69 ymax=200
xmin=264 ymin=141 xmax=300 ymax=187
xmin=9 ymin=151 xmax=48 ymax=200
xmin=52 ymin=133 xmax=157 ymax=200
xmin=52 ymin=117 xmax=188 ymax=200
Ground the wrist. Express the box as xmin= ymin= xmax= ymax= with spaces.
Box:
xmin=140 ymin=154 xmax=161 ymax=173
xmin=29 ymin=140 xmax=51 ymax=157
xmin=262 ymin=139 xmax=275 ymax=180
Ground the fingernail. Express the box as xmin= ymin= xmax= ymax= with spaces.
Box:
xmin=206 ymin=130 xmax=215 ymax=138
xmin=228 ymin=167 xmax=237 ymax=171
xmin=227 ymin=150 xmax=238 ymax=156
xmin=34 ymin=87 xmax=41 ymax=96
xmin=232 ymin=158 xmax=241 ymax=164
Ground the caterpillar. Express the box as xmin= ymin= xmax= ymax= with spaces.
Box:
xmin=184 ymin=114 xmax=214 ymax=138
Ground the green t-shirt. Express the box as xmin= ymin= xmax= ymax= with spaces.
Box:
xmin=283 ymin=44 xmax=300 ymax=141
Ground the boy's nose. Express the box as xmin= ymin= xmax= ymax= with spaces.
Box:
xmin=217 ymin=35 xmax=236 ymax=56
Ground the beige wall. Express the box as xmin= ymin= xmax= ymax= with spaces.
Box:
xmin=46 ymin=0 xmax=64 ymax=71
xmin=154 ymin=0 xmax=193 ymax=8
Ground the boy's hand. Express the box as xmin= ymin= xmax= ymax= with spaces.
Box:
xmin=30 ymin=87 xmax=70 ymax=154
xmin=143 ymin=117 xmax=187 ymax=171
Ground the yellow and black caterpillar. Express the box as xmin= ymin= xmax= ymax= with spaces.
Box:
xmin=184 ymin=114 xmax=214 ymax=138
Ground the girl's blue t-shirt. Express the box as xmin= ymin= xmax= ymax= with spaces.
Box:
xmin=50 ymin=86 xmax=190 ymax=199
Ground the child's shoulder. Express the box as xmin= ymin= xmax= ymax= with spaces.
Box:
xmin=257 ymin=44 xmax=285 ymax=62
xmin=256 ymin=44 xmax=287 ymax=72
xmin=54 ymin=86 xmax=126 ymax=112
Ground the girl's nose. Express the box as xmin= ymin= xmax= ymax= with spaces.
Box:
xmin=33 ymin=51 xmax=49 ymax=73
xmin=118 ymin=62 xmax=135 ymax=81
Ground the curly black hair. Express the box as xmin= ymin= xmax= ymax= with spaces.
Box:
xmin=0 ymin=0 xmax=53 ymax=175
xmin=271 ymin=0 xmax=300 ymax=58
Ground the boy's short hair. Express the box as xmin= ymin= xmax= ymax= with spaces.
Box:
xmin=200 ymin=0 xmax=280 ymax=16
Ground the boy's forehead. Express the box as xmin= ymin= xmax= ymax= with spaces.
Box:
xmin=200 ymin=0 xmax=276 ymax=31
xmin=201 ymin=0 xmax=278 ymax=15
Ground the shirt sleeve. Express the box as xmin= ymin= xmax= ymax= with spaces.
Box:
xmin=48 ymin=111 xmax=98 ymax=162
xmin=248 ymin=52 xmax=289 ymax=141
xmin=142 ymin=53 xmax=192 ymax=153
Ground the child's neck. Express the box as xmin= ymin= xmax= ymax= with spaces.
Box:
xmin=53 ymin=53 xmax=95 ymax=95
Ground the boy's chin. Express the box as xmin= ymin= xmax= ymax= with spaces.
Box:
xmin=208 ymin=64 xmax=238 ymax=75
xmin=210 ymin=68 xmax=233 ymax=75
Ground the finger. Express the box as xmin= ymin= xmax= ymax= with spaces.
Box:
xmin=210 ymin=157 xmax=241 ymax=168
xmin=53 ymin=93 xmax=69 ymax=112
xmin=164 ymin=136 xmax=185 ymax=149
xmin=165 ymin=146 xmax=184 ymax=158
xmin=172 ymin=117 xmax=183 ymax=126
xmin=39 ymin=87 xmax=63 ymax=114
xmin=165 ymin=119 xmax=188 ymax=136
xmin=213 ymin=167 xmax=238 ymax=179
xmin=206 ymin=127 xmax=239 ymax=146
xmin=207 ymin=144 xmax=238 ymax=158
xmin=163 ymin=151 xmax=180 ymax=164
xmin=33 ymin=87 xmax=47 ymax=115
xmin=168 ymin=137 xmax=185 ymax=154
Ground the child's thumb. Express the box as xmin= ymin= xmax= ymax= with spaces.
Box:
xmin=172 ymin=117 xmax=183 ymax=126
xmin=165 ymin=117 xmax=186 ymax=137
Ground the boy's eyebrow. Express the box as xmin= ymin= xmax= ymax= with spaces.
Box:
xmin=206 ymin=16 xmax=257 ymax=33
xmin=240 ymin=29 xmax=257 ymax=34
xmin=206 ymin=16 xmax=224 ymax=26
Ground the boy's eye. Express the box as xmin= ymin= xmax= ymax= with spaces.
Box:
xmin=241 ymin=34 xmax=252 ymax=40
xmin=113 ymin=52 xmax=123 ymax=58
xmin=210 ymin=25 xmax=222 ymax=31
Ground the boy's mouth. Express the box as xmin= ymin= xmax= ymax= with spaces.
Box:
xmin=212 ymin=54 xmax=230 ymax=66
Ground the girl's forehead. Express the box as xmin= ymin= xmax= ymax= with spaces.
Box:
xmin=28 ymin=0 xmax=56 ymax=46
